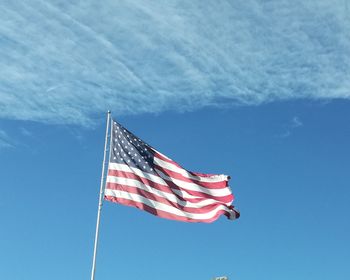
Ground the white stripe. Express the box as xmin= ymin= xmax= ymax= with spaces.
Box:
xmin=106 ymin=176 xmax=232 ymax=208
xmin=104 ymin=189 xmax=234 ymax=221
xmin=153 ymin=155 xmax=228 ymax=183
xmin=108 ymin=163 xmax=232 ymax=198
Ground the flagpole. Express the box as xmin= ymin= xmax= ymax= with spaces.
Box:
xmin=90 ymin=110 xmax=111 ymax=280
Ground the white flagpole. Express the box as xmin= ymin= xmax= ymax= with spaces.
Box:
xmin=90 ymin=110 xmax=111 ymax=280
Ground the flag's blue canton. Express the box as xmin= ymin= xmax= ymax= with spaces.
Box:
xmin=110 ymin=121 xmax=156 ymax=174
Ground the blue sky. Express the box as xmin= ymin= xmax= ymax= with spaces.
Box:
xmin=0 ymin=1 xmax=350 ymax=280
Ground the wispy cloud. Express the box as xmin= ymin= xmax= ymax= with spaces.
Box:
xmin=291 ymin=117 xmax=303 ymax=128
xmin=0 ymin=0 xmax=349 ymax=125
xmin=278 ymin=116 xmax=304 ymax=138
xmin=0 ymin=130 xmax=13 ymax=148
xmin=19 ymin=127 xmax=33 ymax=137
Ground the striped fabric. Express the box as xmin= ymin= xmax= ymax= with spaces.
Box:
xmin=104 ymin=120 xmax=239 ymax=223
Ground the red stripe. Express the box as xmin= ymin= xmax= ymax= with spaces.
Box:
xmin=154 ymin=152 xmax=213 ymax=178
xmin=152 ymin=150 xmax=182 ymax=167
xmin=154 ymin=165 xmax=229 ymax=189
xmin=106 ymin=182 xmax=230 ymax=214
xmin=105 ymin=195 xmax=233 ymax=223
xmin=154 ymin=151 xmax=227 ymax=178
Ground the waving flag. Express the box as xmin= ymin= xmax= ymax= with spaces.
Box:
xmin=105 ymin=120 xmax=239 ymax=223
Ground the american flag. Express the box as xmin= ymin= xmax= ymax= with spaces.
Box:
xmin=104 ymin=120 xmax=240 ymax=223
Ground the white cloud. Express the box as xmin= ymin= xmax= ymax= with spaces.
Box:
xmin=0 ymin=0 xmax=349 ymax=125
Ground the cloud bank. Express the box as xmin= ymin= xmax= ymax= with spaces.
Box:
xmin=0 ymin=0 xmax=349 ymax=125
